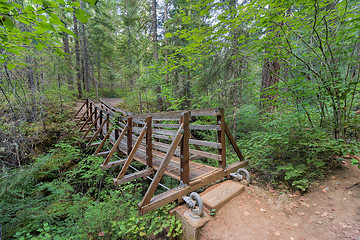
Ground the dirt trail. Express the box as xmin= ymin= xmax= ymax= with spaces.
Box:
xmin=201 ymin=162 xmax=360 ymax=240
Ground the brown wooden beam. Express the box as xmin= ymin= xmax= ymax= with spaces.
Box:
xmin=180 ymin=111 xmax=190 ymax=185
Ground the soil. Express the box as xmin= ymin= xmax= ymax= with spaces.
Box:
xmin=201 ymin=161 xmax=360 ymax=240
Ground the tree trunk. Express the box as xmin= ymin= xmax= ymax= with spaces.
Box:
xmin=80 ymin=1 xmax=90 ymax=92
xmin=62 ymin=32 xmax=73 ymax=89
xmin=261 ymin=58 xmax=280 ymax=112
xmin=73 ymin=10 xmax=83 ymax=98
xmin=152 ymin=0 xmax=162 ymax=111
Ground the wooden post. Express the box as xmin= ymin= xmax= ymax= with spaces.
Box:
xmin=180 ymin=111 xmax=190 ymax=185
xmin=115 ymin=116 xmax=119 ymax=140
xmin=99 ymin=110 xmax=103 ymax=136
xmin=106 ymin=113 xmax=110 ymax=134
xmin=127 ymin=116 xmax=133 ymax=155
xmin=146 ymin=116 xmax=152 ymax=168
xmin=86 ymin=98 xmax=89 ymax=118
xmin=94 ymin=107 xmax=98 ymax=131
xmin=217 ymin=108 xmax=226 ymax=169
xmin=89 ymin=101 xmax=93 ymax=124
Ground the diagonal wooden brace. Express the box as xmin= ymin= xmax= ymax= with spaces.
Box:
xmin=102 ymin=126 xmax=128 ymax=166
xmin=115 ymin=116 xmax=152 ymax=181
xmin=138 ymin=123 xmax=184 ymax=207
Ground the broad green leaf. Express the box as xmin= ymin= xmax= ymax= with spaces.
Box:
xmin=59 ymin=26 xmax=76 ymax=37
xmin=7 ymin=63 xmax=16 ymax=70
xmin=83 ymin=0 xmax=97 ymax=5
xmin=3 ymin=17 xmax=14 ymax=30
xmin=33 ymin=0 xmax=43 ymax=5
xmin=70 ymin=2 xmax=80 ymax=7
xmin=75 ymin=8 xmax=88 ymax=23
xmin=165 ymin=33 xmax=173 ymax=38
xmin=35 ymin=42 xmax=45 ymax=51
xmin=55 ymin=0 xmax=65 ymax=5
xmin=49 ymin=13 xmax=63 ymax=25
xmin=199 ymin=9 xmax=208 ymax=16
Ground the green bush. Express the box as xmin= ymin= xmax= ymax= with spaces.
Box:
xmin=239 ymin=112 xmax=360 ymax=191
xmin=0 ymin=140 xmax=182 ymax=239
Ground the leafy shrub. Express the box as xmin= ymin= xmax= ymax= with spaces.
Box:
xmin=239 ymin=112 xmax=360 ymax=191
xmin=1 ymin=140 xmax=182 ymax=239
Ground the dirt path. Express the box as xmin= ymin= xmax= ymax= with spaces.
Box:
xmin=201 ymin=161 xmax=360 ymax=240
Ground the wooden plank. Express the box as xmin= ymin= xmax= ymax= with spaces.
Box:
xmin=83 ymin=114 xmax=101 ymax=138
xmin=127 ymin=117 xmax=133 ymax=155
xmin=217 ymin=108 xmax=226 ymax=169
xmin=151 ymin=134 xmax=221 ymax=148
xmin=131 ymin=108 xmax=221 ymax=121
xmin=139 ymin=123 xmax=184 ymax=207
xmin=180 ymin=111 xmax=190 ymax=185
xmin=114 ymin=169 xmax=154 ymax=185
xmin=74 ymin=100 xmax=87 ymax=118
xmin=87 ymin=117 xmax=107 ymax=146
xmin=87 ymin=142 xmax=101 ymax=148
xmin=94 ymin=129 xmax=112 ymax=155
xmin=115 ymin=123 xmax=148 ymax=180
xmin=100 ymin=159 xmax=127 ymax=170
xmin=146 ymin=116 xmax=152 ymax=167
xmin=79 ymin=110 xmax=95 ymax=132
xmin=97 ymin=150 xmax=111 ymax=157
xmin=200 ymin=180 xmax=245 ymax=212
xmin=225 ymin=123 xmax=245 ymax=161
xmin=102 ymin=127 xmax=128 ymax=166
xmin=139 ymin=161 xmax=248 ymax=214
xmin=133 ymin=127 xmax=177 ymax=136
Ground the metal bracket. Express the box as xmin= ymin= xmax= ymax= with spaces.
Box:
xmin=182 ymin=192 xmax=204 ymax=219
xmin=230 ymin=168 xmax=250 ymax=186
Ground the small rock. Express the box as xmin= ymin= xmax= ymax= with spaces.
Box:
xmin=260 ymin=208 xmax=266 ymax=213
xmin=293 ymin=223 xmax=300 ymax=227
xmin=321 ymin=212 xmax=329 ymax=218
xmin=255 ymin=200 xmax=260 ymax=204
xmin=318 ymin=221 xmax=323 ymax=225
xmin=312 ymin=203 xmax=317 ymax=206
xmin=331 ymin=176 xmax=336 ymax=180
xmin=331 ymin=207 xmax=336 ymax=211
xmin=347 ymin=190 xmax=353 ymax=195
xmin=274 ymin=231 xmax=281 ymax=236
xmin=315 ymin=211 xmax=321 ymax=215
xmin=243 ymin=211 xmax=250 ymax=216
xmin=270 ymin=216 xmax=274 ymax=219
xmin=298 ymin=212 xmax=305 ymax=216
xmin=344 ymin=197 xmax=347 ymax=200
xmin=329 ymin=216 xmax=334 ymax=220
xmin=290 ymin=237 xmax=295 ymax=240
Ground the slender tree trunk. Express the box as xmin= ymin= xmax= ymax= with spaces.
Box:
xmin=261 ymin=58 xmax=280 ymax=112
xmin=73 ymin=10 xmax=83 ymax=98
xmin=152 ymin=0 xmax=163 ymax=111
xmin=80 ymin=1 xmax=90 ymax=93
xmin=62 ymin=32 xmax=73 ymax=89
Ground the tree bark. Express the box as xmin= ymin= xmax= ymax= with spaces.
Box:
xmin=73 ymin=10 xmax=83 ymax=98
xmin=62 ymin=32 xmax=73 ymax=89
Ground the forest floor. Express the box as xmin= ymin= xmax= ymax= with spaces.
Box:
xmin=201 ymin=161 xmax=360 ymax=240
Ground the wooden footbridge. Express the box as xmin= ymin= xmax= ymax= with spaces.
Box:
xmin=74 ymin=99 xmax=248 ymax=214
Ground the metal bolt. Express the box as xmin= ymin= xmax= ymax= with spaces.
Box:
xmin=218 ymin=121 xmax=221 ymax=124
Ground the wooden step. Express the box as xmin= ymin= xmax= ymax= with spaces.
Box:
xmin=113 ymin=169 xmax=155 ymax=186
xmin=200 ymin=180 xmax=245 ymax=212
xmin=96 ymin=150 xmax=111 ymax=157
xmin=100 ymin=159 xmax=127 ymax=170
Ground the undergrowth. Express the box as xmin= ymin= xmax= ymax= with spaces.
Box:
xmin=0 ymin=137 xmax=182 ymax=239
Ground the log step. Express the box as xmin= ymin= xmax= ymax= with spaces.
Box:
xmin=113 ymin=169 xmax=155 ymax=186
xmin=100 ymin=159 xmax=127 ymax=170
